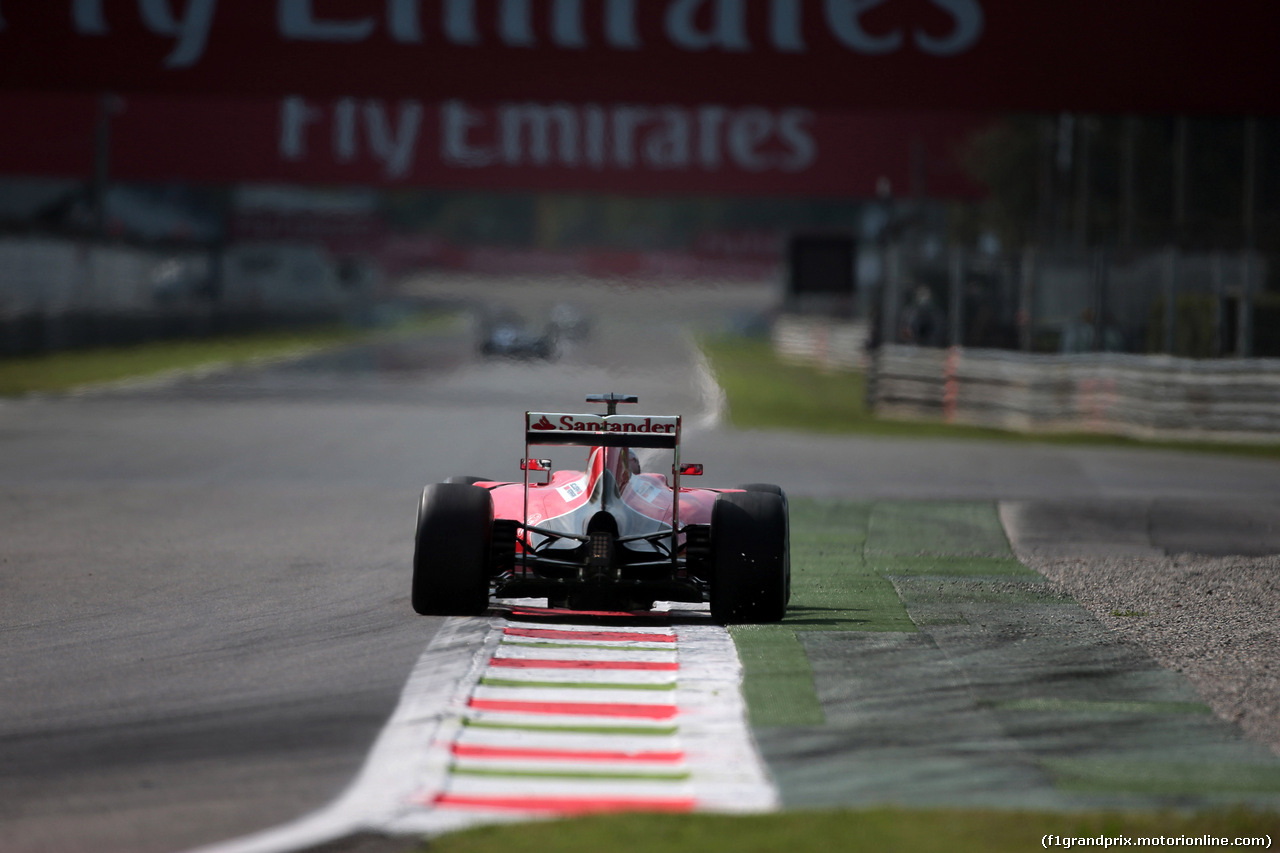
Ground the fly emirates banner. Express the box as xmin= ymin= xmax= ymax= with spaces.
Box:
xmin=0 ymin=1 xmax=1276 ymax=114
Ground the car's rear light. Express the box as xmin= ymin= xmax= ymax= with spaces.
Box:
xmin=588 ymin=531 xmax=614 ymax=567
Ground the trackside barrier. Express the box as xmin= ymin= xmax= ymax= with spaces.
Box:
xmin=772 ymin=315 xmax=869 ymax=372
xmin=870 ymin=344 xmax=1280 ymax=443
xmin=0 ymin=237 xmax=367 ymax=355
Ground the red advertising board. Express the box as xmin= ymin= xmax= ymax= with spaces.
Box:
xmin=0 ymin=2 xmax=1277 ymax=114
xmin=1 ymin=93 xmax=987 ymax=198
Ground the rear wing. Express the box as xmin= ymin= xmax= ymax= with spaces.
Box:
xmin=526 ymin=412 xmax=681 ymax=449
xmin=522 ymin=410 xmax=688 ymax=559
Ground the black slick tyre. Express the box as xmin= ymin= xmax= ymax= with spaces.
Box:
xmin=735 ymin=483 xmax=785 ymax=498
xmin=735 ymin=484 xmax=791 ymax=604
xmin=709 ymin=491 xmax=789 ymax=624
xmin=412 ymin=482 xmax=493 ymax=616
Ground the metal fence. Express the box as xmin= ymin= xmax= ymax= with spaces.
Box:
xmin=869 ymin=343 xmax=1280 ymax=443
xmin=872 ymin=244 xmax=1275 ymax=359
xmin=776 ymin=243 xmax=1280 ymax=441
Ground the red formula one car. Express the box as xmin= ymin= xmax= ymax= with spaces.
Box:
xmin=412 ymin=394 xmax=789 ymax=624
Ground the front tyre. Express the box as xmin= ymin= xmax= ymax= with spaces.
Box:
xmin=709 ymin=491 xmax=789 ymax=624
xmin=412 ymin=482 xmax=493 ymax=616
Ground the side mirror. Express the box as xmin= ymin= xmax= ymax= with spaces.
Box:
xmin=674 ymin=463 xmax=703 ymax=476
xmin=521 ymin=458 xmax=553 ymax=484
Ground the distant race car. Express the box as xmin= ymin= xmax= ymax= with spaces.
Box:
xmin=478 ymin=311 xmax=557 ymax=360
xmin=412 ymin=394 xmax=789 ymax=623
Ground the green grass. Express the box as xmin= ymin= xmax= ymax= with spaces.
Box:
xmin=991 ymin=699 xmax=1212 ymax=715
xmin=0 ymin=311 xmax=456 ymax=396
xmin=863 ymin=555 xmax=1035 ymax=577
xmin=728 ymin=499 xmax=1033 ymax=726
xmin=785 ymin=500 xmax=913 ymax=634
xmin=701 ymin=335 xmax=875 ymax=434
xmin=864 ymin=501 xmax=1015 ymax=558
xmin=418 ymin=806 xmax=1280 ymax=853
xmin=728 ymin=625 xmax=824 ymax=726
xmin=1046 ymin=760 xmax=1280 ymax=795
xmin=700 ymin=335 xmax=1280 ymax=459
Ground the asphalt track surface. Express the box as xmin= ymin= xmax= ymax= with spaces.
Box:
xmin=3 ymin=275 xmax=1280 ymax=853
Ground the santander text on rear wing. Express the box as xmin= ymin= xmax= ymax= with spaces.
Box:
xmin=526 ymin=413 xmax=681 ymax=449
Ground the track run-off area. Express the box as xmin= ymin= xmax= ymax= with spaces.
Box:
xmin=194 ymin=496 xmax=1280 ymax=852
xmin=3 ymin=276 xmax=1280 ymax=852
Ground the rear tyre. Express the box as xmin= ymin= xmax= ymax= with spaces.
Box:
xmin=735 ymin=484 xmax=791 ymax=604
xmin=412 ymin=482 xmax=493 ymax=616
xmin=736 ymin=483 xmax=785 ymax=498
xmin=709 ymin=491 xmax=789 ymax=624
